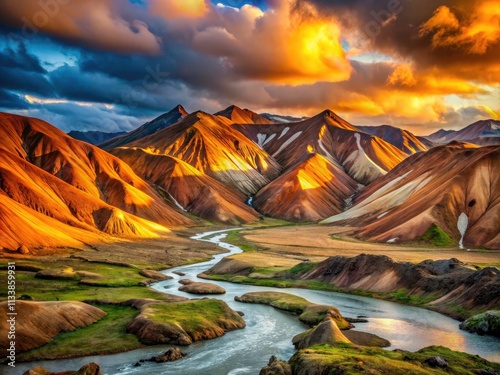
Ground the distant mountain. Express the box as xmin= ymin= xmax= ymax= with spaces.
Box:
xmin=322 ymin=142 xmax=500 ymax=249
xmin=0 ymin=112 xmax=192 ymax=251
xmin=427 ymin=119 xmax=500 ymax=146
xmin=215 ymin=105 xmax=272 ymax=124
xmin=235 ymin=110 xmax=408 ymax=185
xmin=254 ymin=153 xmax=358 ymax=222
xmin=357 ymin=125 xmax=434 ymax=154
xmin=120 ymin=111 xmax=282 ymax=195
xmin=100 ymin=105 xmax=188 ymax=150
xmin=68 ymin=130 xmax=125 ymax=145
xmin=112 ymin=148 xmax=260 ymax=224
xmin=260 ymin=113 xmax=309 ymax=124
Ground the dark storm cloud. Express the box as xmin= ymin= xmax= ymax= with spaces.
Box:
xmin=0 ymin=42 xmax=47 ymax=73
xmin=0 ymin=90 xmax=29 ymax=110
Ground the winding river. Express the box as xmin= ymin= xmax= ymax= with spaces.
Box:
xmin=12 ymin=229 xmax=500 ymax=375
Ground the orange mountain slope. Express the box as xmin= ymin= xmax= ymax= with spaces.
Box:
xmin=112 ymin=148 xmax=260 ymax=224
xmin=0 ymin=113 xmax=193 ymax=251
xmin=215 ymin=105 xmax=273 ymax=124
xmin=235 ymin=110 xmax=407 ymax=185
xmin=322 ymin=143 xmax=500 ymax=249
xmin=254 ymin=153 xmax=358 ymax=222
xmin=123 ymin=111 xmax=282 ymax=195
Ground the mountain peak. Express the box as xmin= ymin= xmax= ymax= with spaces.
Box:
xmin=173 ymin=104 xmax=189 ymax=117
xmin=215 ymin=105 xmax=272 ymax=124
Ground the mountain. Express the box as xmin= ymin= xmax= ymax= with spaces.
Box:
xmin=215 ymin=105 xmax=272 ymax=124
xmin=111 ymin=148 xmax=260 ymax=224
xmin=260 ymin=113 xmax=309 ymax=124
xmin=322 ymin=142 xmax=500 ymax=249
xmin=100 ymin=105 xmax=188 ymax=150
xmin=235 ymin=110 xmax=408 ymax=185
xmin=123 ymin=111 xmax=282 ymax=195
xmin=427 ymin=119 xmax=500 ymax=146
xmin=68 ymin=130 xmax=125 ymax=145
xmin=0 ymin=113 xmax=192 ymax=251
xmin=357 ymin=125 xmax=434 ymax=154
xmin=254 ymin=153 xmax=358 ymax=222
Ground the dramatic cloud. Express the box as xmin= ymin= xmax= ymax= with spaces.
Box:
xmin=0 ymin=0 xmax=497 ymax=134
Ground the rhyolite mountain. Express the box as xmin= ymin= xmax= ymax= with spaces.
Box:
xmin=322 ymin=142 xmax=500 ymax=249
xmin=68 ymin=130 xmax=125 ymax=145
xmin=118 ymin=111 xmax=282 ymax=195
xmin=100 ymin=105 xmax=188 ymax=150
xmin=426 ymin=119 xmax=500 ymax=146
xmin=215 ymin=105 xmax=272 ymax=124
xmin=235 ymin=110 xmax=408 ymax=185
xmin=357 ymin=125 xmax=434 ymax=154
xmin=1 ymin=106 xmax=499 ymax=251
xmin=111 ymin=147 xmax=260 ymax=224
xmin=0 ymin=112 xmax=193 ymax=251
xmin=254 ymin=153 xmax=358 ymax=222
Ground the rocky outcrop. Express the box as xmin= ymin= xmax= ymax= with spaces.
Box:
xmin=0 ymin=301 xmax=106 ymax=353
xmin=178 ymin=282 xmax=226 ymax=295
xmin=235 ymin=291 xmax=351 ymax=328
xmin=139 ymin=269 xmax=172 ymax=281
xmin=292 ymin=317 xmax=351 ymax=349
xmin=127 ymin=299 xmax=245 ymax=346
xmin=259 ymin=356 xmax=292 ymax=375
xmin=289 ymin=345 xmax=500 ymax=375
xmin=460 ymin=311 xmax=500 ymax=337
xmin=300 ymin=254 xmax=500 ymax=317
xmin=150 ymin=347 xmax=185 ymax=363
xmin=23 ymin=363 xmax=102 ymax=375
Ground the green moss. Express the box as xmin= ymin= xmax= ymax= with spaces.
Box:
xmin=235 ymin=291 xmax=351 ymax=328
xmin=287 ymin=261 xmax=319 ymax=276
xmin=421 ymin=224 xmax=455 ymax=247
xmin=0 ymin=268 xmax=172 ymax=303
xmin=290 ymin=344 xmax=500 ymax=375
xmin=18 ymin=305 xmax=142 ymax=361
xmin=225 ymin=230 xmax=257 ymax=252
xmin=145 ymin=299 xmax=243 ymax=335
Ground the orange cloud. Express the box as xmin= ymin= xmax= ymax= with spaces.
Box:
xmin=420 ymin=2 xmax=500 ymax=54
xmin=191 ymin=0 xmax=352 ymax=85
xmin=149 ymin=0 xmax=209 ymax=19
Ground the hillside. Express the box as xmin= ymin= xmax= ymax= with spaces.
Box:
xmin=0 ymin=113 xmax=192 ymax=251
xmin=357 ymin=125 xmax=434 ymax=154
xmin=322 ymin=142 xmax=500 ymax=249
xmin=124 ymin=111 xmax=282 ymax=195
xmin=100 ymin=105 xmax=188 ymax=150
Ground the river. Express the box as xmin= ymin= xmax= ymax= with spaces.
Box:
xmin=12 ymin=229 xmax=500 ymax=374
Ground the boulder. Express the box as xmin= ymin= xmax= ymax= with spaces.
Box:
xmin=139 ymin=269 xmax=172 ymax=281
xmin=424 ymin=356 xmax=448 ymax=368
xmin=178 ymin=282 xmax=226 ymax=295
xmin=151 ymin=347 xmax=185 ymax=363
xmin=178 ymin=279 xmax=195 ymax=285
xmin=260 ymin=355 xmax=292 ymax=375
xmin=23 ymin=363 xmax=102 ymax=375
xmin=460 ymin=311 xmax=500 ymax=337
xmin=293 ymin=317 xmax=351 ymax=349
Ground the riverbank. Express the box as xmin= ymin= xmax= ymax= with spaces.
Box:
xmin=204 ymin=226 xmax=500 ymax=321
xmin=3 ymin=226 xmax=500 ymax=374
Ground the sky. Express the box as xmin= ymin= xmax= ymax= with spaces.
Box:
xmin=0 ymin=0 xmax=499 ymax=135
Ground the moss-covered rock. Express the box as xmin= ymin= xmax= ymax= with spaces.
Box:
xmin=289 ymin=344 xmax=500 ymax=375
xmin=460 ymin=310 xmax=500 ymax=337
xmin=127 ymin=299 xmax=245 ymax=345
xmin=235 ymin=291 xmax=351 ymax=329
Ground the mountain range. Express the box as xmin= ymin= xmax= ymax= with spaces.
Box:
xmin=0 ymin=105 xmax=499 ymax=251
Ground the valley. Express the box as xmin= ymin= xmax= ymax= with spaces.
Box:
xmin=0 ymin=106 xmax=499 ymax=375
